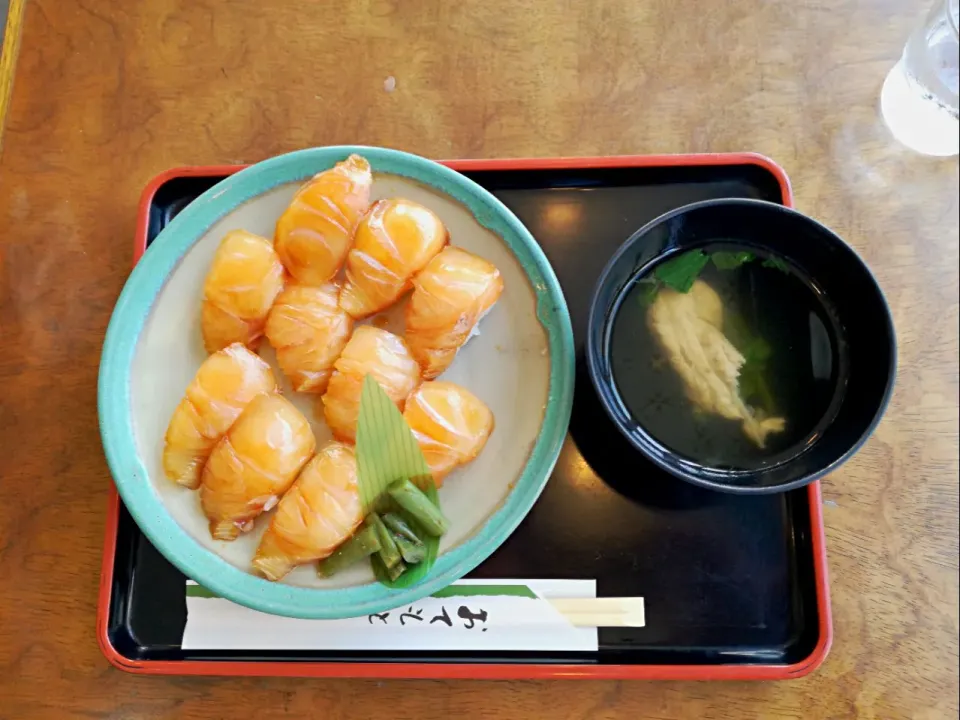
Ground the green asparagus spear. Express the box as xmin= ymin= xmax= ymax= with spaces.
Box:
xmin=387 ymin=478 xmax=449 ymax=537
xmin=382 ymin=512 xmax=423 ymax=544
xmin=372 ymin=553 xmax=406 ymax=582
xmin=369 ymin=512 xmax=402 ymax=569
xmin=316 ymin=524 xmax=381 ymax=578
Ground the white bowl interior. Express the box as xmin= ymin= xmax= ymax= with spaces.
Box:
xmin=131 ymin=174 xmax=550 ymax=588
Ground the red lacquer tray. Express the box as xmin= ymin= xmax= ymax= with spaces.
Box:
xmin=98 ymin=153 xmax=831 ymax=680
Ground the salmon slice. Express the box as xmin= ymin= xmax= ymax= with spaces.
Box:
xmin=253 ymin=442 xmax=363 ymax=581
xmin=405 ymin=246 xmax=503 ymax=379
xmin=264 ymin=283 xmax=353 ymax=393
xmin=199 ymin=394 xmax=316 ymax=541
xmin=403 ymin=381 xmax=494 ymax=486
xmin=201 ymin=230 xmax=285 ymax=354
xmin=162 ymin=344 xmax=277 ymax=489
xmin=339 ymin=198 xmax=448 ymax=319
xmin=274 ymin=154 xmax=372 ymax=286
xmin=319 ymin=326 xmax=421 ymax=442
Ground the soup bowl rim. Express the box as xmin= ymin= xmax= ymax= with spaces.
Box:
xmin=585 ymin=197 xmax=897 ymax=495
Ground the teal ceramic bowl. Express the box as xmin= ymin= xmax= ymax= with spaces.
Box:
xmin=99 ymin=146 xmax=574 ymax=619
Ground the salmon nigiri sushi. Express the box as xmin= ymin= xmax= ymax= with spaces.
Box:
xmin=163 ymin=344 xmax=277 ymax=489
xmin=253 ymin=441 xmax=363 ymax=581
xmin=199 ymin=393 xmax=316 ymax=541
xmin=403 ymin=381 xmax=494 ymax=486
xmin=320 ymin=326 xmax=421 ymax=442
xmin=274 ymin=154 xmax=372 ymax=286
xmin=201 ymin=230 xmax=285 ymax=354
xmin=405 ymin=246 xmax=504 ymax=379
xmin=338 ymin=198 xmax=448 ymax=319
xmin=264 ymin=283 xmax=354 ymax=393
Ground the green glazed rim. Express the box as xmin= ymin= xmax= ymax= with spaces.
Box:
xmin=98 ymin=146 xmax=575 ymax=619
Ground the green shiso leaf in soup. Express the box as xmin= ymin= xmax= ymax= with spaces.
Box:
xmin=654 ymin=250 xmax=710 ymax=293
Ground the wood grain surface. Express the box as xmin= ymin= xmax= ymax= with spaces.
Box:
xmin=0 ymin=0 xmax=957 ymax=718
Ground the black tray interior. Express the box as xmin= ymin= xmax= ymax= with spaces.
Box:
xmin=108 ymin=161 xmax=820 ymax=667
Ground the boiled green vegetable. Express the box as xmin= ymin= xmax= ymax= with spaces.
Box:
xmin=654 ymin=250 xmax=710 ymax=293
xmin=316 ymin=523 xmax=381 ymax=578
xmin=762 ymin=256 xmax=791 ymax=274
xmin=382 ymin=512 xmax=423 ymax=544
xmin=710 ymin=250 xmax=754 ymax=270
xmin=392 ymin=532 xmax=427 ymax=564
xmin=387 ymin=478 xmax=449 ymax=537
xmin=372 ymin=553 xmax=406 ymax=582
xmin=369 ymin=512 xmax=402 ymax=570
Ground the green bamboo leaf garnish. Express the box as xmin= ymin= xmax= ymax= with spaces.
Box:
xmin=355 ymin=375 xmax=440 ymax=588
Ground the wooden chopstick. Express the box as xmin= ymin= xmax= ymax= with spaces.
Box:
xmin=547 ymin=597 xmax=646 ymax=628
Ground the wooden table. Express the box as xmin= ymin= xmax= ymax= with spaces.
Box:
xmin=0 ymin=1 xmax=957 ymax=717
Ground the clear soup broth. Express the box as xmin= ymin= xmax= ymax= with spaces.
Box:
xmin=610 ymin=244 xmax=847 ymax=471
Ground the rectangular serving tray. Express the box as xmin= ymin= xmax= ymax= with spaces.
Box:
xmin=98 ymin=153 xmax=831 ymax=680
